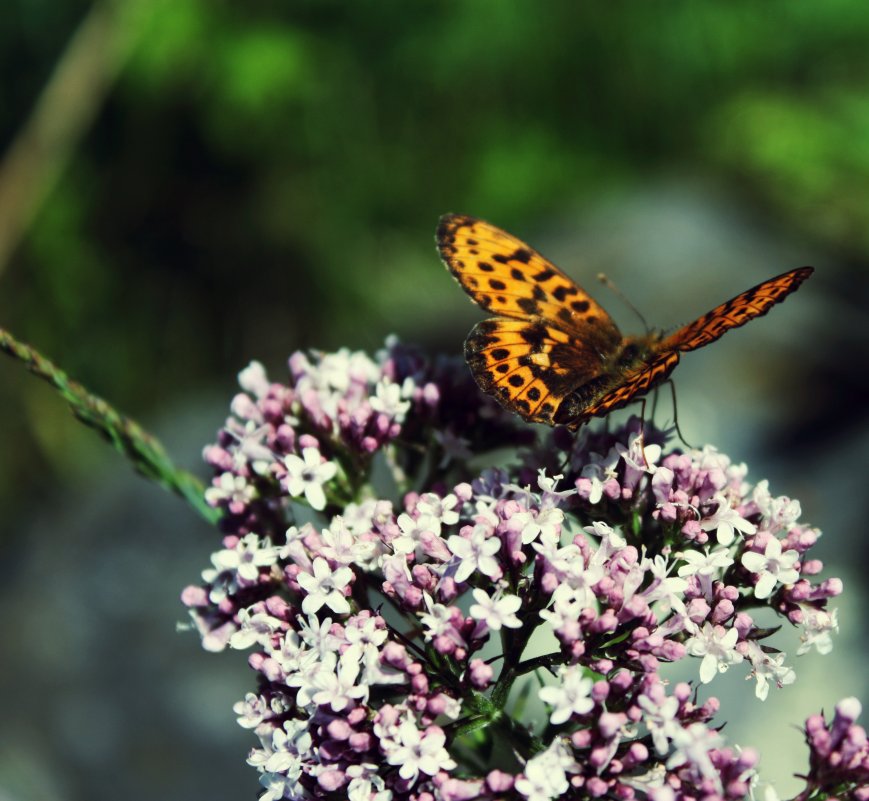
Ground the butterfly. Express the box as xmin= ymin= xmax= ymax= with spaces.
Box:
xmin=437 ymin=214 xmax=813 ymax=430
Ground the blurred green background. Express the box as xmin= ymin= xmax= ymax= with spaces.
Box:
xmin=0 ymin=2 xmax=867 ymax=800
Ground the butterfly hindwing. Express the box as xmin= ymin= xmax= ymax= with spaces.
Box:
xmin=438 ymin=214 xmax=622 ymax=354
xmin=464 ymin=318 xmax=607 ymax=426
xmin=663 ymin=267 xmax=814 ymax=353
xmin=576 ymin=350 xmax=681 ymax=426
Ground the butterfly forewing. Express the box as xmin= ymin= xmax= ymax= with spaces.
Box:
xmin=437 ymin=213 xmax=622 ymax=354
xmin=662 ymin=267 xmax=814 ymax=353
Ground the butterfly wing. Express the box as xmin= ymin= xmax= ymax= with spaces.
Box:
xmin=569 ymin=351 xmax=681 ymax=428
xmin=464 ymin=318 xmax=610 ymax=426
xmin=662 ymin=267 xmax=813 ymax=352
xmin=437 ymin=214 xmax=622 ymax=355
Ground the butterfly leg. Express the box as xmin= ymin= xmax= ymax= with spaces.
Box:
xmin=666 ymin=380 xmax=695 ymax=450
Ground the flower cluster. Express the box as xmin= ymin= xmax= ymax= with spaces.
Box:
xmin=183 ymin=342 xmax=857 ymax=801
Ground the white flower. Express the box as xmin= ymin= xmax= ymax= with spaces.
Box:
xmin=469 ymin=589 xmax=522 ymax=630
xmin=310 ymin=645 xmax=370 ymax=711
xmin=296 ymin=557 xmax=353 ymax=615
xmin=642 ymin=553 xmax=688 ymax=616
xmin=238 ymin=360 xmax=270 ymax=398
xmin=259 ymin=772 xmax=303 ymax=801
xmin=745 ymin=641 xmax=796 ymax=700
xmin=797 ymin=607 xmax=838 ymax=655
xmin=205 ymin=471 xmax=257 ymax=509
xmin=676 ymin=547 xmax=734 ymax=578
xmin=416 ymin=492 xmax=460 ymax=525
xmin=666 ymin=721 xmax=724 ymax=786
xmin=741 ymin=537 xmax=800 ymax=599
xmin=393 ymin=513 xmax=441 ymax=559
xmin=515 ymin=739 xmax=573 ymax=801
xmin=369 ymin=379 xmax=411 ymax=422
xmin=283 ymin=447 xmax=337 ymax=511
xmin=448 ymin=525 xmax=502 ymax=582
xmin=320 ymin=516 xmax=379 ymax=567
xmin=211 ymin=533 xmax=278 ymax=581
xmin=229 ymin=607 xmax=284 ymax=650
xmin=676 ymin=547 xmax=734 ymax=599
xmin=233 ymin=692 xmax=268 ymax=729
xmin=637 ymin=689 xmax=680 ymax=754
xmin=418 ymin=593 xmax=456 ymax=641
xmin=383 ymin=719 xmax=456 ymax=782
xmin=538 ymin=664 xmax=594 ymax=724
xmin=700 ymin=495 xmax=756 ymax=545
xmin=686 ymin=622 xmax=744 ymax=683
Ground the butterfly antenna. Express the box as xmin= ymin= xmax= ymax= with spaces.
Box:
xmin=597 ymin=273 xmax=651 ymax=334
xmin=667 ymin=380 xmax=695 ymax=450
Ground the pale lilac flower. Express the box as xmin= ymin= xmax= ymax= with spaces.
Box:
xmin=283 ymin=447 xmax=337 ymax=510
xmin=369 ymin=379 xmax=411 ymax=421
xmin=383 ymin=718 xmax=456 ymax=782
xmin=700 ymin=494 xmax=756 ymax=545
xmin=230 ymin=607 xmax=283 ymax=650
xmin=667 ymin=721 xmax=725 ymax=785
xmin=797 ymin=607 xmax=839 ymax=655
xmin=416 ymin=491 xmax=460 ymax=525
xmin=469 ymin=589 xmax=522 ymax=630
xmin=745 ymin=640 xmax=796 ymax=700
xmin=538 ymin=664 xmax=594 ymax=724
xmin=393 ymin=512 xmax=441 ymax=558
xmin=515 ymin=740 xmax=573 ymax=801
xmin=448 ymin=524 xmax=501 ymax=582
xmin=211 ymin=533 xmax=278 ymax=582
xmin=686 ymin=622 xmax=744 ymax=683
xmin=309 ymin=646 xmax=370 ymax=711
xmin=741 ymin=537 xmax=800 ymax=599
xmin=205 ymin=472 xmax=257 ymax=511
xmin=296 ymin=557 xmax=352 ymax=615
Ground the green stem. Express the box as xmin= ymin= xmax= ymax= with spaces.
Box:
xmin=0 ymin=325 xmax=220 ymax=524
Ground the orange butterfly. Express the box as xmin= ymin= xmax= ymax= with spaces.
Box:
xmin=437 ymin=214 xmax=813 ymax=430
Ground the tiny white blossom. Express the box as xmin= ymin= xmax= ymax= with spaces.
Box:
xmin=369 ymin=379 xmax=411 ymax=422
xmin=418 ymin=593 xmax=455 ymax=641
xmin=283 ymin=447 xmax=337 ymax=511
xmin=393 ymin=513 xmax=441 ymax=559
xmin=296 ymin=557 xmax=353 ymax=615
xmin=211 ymin=533 xmax=278 ymax=582
xmin=700 ymin=495 xmax=756 ymax=545
xmin=538 ymin=664 xmax=594 ymax=724
xmin=667 ymin=721 xmax=725 ymax=787
xmin=469 ymin=589 xmax=522 ymax=630
xmin=230 ymin=607 xmax=283 ymax=650
xmin=205 ymin=472 xmax=257 ymax=509
xmin=797 ymin=607 xmax=838 ymax=655
xmin=515 ymin=739 xmax=573 ymax=801
xmin=637 ymin=689 xmax=680 ymax=754
xmin=310 ymin=645 xmax=370 ymax=711
xmin=233 ymin=692 xmax=268 ymax=729
xmin=677 ymin=547 xmax=734 ymax=599
xmin=238 ymin=360 xmax=271 ymax=398
xmin=416 ymin=492 xmax=460 ymax=525
xmin=686 ymin=622 xmax=744 ymax=683
xmin=745 ymin=641 xmax=796 ymax=700
xmin=741 ymin=537 xmax=800 ymax=599
xmin=383 ymin=719 xmax=456 ymax=782
xmin=448 ymin=524 xmax=502 ymax=582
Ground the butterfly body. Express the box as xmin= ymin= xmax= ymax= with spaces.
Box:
xmin=438 ymin=213 xmax=813 ymax=430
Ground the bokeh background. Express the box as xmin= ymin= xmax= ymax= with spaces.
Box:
xmin=0 ymin=2 xmax=867 ymax=800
